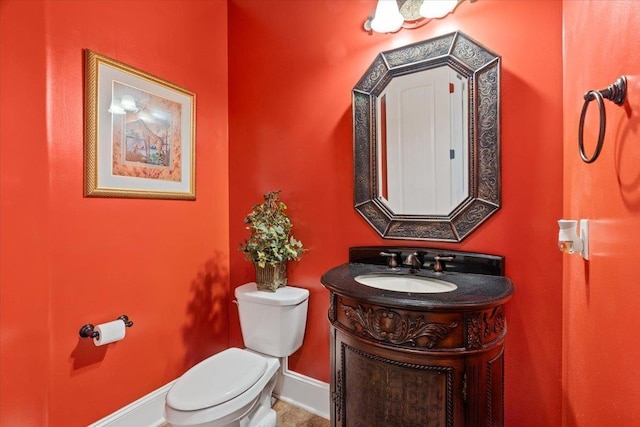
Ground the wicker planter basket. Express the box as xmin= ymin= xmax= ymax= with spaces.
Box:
xmin=255 ymin=262 xmax=287 ymax=292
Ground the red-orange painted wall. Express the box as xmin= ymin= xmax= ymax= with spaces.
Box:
xmin=0 ymin=1 xmax=229 ymax=426
xmin=0 ymin=2 xmax=50 ymax=425
xmin=229 ymin=1 xmax=564 ymax=425
xmin=562 ymin=1 xmax=640 ymax=425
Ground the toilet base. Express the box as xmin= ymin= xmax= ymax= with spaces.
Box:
xmin=165 ymin=397 xmax=276 ymax=427
xmin=237 ymin=407 xmax=276 ymax=427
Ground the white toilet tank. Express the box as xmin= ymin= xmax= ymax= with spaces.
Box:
xmin=235 ymin=282 xmax=309 ymax=357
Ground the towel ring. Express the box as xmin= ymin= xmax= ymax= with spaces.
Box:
xmin=578 ymin=90 xmax=605 ymax=163
xmin=578 ymin=76 xmax=627 ymax=164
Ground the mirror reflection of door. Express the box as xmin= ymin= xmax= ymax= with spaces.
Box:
xmin=377 ymin=66 xmax=468 ymax=215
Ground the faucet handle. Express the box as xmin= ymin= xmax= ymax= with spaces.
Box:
xmin=380 ymin=251 xmax=399 ymax=269
xmin=433 ymin=255 xmax=455 ymax=273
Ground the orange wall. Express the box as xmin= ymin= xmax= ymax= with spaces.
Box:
xmin=229 ymin=1 xmax=564 ymax=425
xmin=0 ymin=1 xmax=229 ymax=426
xmin=0 ymin=2 xmax=50 ymax=425
xmin=562 ymin=1 xmax=640 ymax=425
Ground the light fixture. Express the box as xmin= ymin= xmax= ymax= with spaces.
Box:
xmin=364 ymin=0 xmax=469 ymax=34
xmin=419 ymin=0 xmax=459 ymax=19
xmin=558 ymin=219 xmax=589 ymax=260
xmin=369 ymin=0 xmax=404 ymax=33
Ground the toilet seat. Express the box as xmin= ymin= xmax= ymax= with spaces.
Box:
xmin=164 ymin=349 xmax=280 ymax=427
xmin=167 ymin=348 xmax=268 ymax=411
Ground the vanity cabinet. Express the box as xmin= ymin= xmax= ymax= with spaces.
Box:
xmin=322 ymin=248 xmax=514 ymax=427
xmin=328 ymin=293 xmax=507 ymax=427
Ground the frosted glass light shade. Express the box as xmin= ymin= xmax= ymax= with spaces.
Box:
xmin=370 ymin=0 xmax=404 ymax=33
xmin=419 ymin=0 xmax=458 ymax=19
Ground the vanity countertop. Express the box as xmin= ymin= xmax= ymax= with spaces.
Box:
xmin=321 ymin=262 xmax=514 ymax=312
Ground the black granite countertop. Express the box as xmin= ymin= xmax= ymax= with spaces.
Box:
xmin=321 ymin=262 xmax=514 ymax=312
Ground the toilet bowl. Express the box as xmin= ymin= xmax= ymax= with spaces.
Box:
xmin=164 ymin=283 xmax=309 ymax=427
xmin=164 ymin=348 xmax=279 ymax=427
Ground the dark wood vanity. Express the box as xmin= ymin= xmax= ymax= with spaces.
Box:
xmin=321 ymin=247 xmax=514 ymax=427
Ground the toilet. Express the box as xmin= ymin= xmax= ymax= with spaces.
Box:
xmin=163 ymin=282 xmax=310 ymax=427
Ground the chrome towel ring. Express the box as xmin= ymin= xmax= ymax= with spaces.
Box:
xmin=578 ymin=76 xmax=627 ymax=163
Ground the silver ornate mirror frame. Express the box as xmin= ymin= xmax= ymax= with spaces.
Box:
xmin=353 ymin=31 xmax=501 ymax=242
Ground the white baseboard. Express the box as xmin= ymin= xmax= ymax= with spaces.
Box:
xmin=88 ymin=380 xmax=175 ymax=427
xmin=273 ymin=357 xmax=330 ymax=419
xmin=88 ymin=358 xmax=330 ymax=426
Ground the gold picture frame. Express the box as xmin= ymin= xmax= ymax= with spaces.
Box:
xmin=84 ymin=50 xmax=195 ymax=200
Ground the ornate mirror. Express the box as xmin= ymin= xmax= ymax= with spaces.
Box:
xmin=353 ymin=31 xmax=500 ymax=242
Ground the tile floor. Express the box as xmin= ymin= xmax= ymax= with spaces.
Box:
xmin=273 ymin=399 xmax=329 ymax=427
xmin=161 ymin=399 xmax=329 ymax=427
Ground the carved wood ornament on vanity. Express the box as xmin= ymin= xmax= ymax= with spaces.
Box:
xmin=342 ymin=303 xmax=459 ymax=348
xmin=333 ymin=296 xmax=507 ymax=352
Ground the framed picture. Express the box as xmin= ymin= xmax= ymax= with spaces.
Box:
xmin=84 ymin=50 xmax=195 ymax=200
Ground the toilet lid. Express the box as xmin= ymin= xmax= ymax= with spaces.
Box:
xmin=235 ymin=283 xmax=310 ymax=306
xmin=166 ymin=348 xmax=268 ymax=411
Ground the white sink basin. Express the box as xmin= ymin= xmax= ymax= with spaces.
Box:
xmin=354 ymin=274 xmax=458 ymax=294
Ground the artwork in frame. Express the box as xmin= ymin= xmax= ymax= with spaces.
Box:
xmin=84 ymin=50 xmax=195 ymax=200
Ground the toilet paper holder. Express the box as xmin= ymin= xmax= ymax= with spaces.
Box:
xmin=79 ymin=315 xmax=134 ymax=339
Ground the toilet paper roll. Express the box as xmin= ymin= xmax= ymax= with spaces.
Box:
xmin=93 ymin=319 xmax=126 ymax=346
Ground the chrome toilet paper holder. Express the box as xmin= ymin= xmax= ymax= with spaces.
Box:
xmin=79 ymin=315 xmax=134 ymax=339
